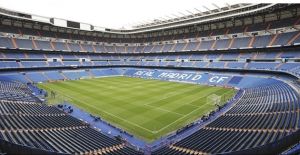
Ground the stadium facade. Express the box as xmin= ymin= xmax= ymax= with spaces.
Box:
xmin=0 ymin=3 xmax=299 ymax=155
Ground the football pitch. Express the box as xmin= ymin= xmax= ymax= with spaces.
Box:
xmin=38 ymin=76 xmax=236 ymax=142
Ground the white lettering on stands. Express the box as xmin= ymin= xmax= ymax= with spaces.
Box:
xmin=158 ymin=72 xmax=168 ymax=78
xmin=134 ymin=70 xmax=229 ymax=84
xmin=186 ymin=74 xmax=193 ymax=80
xmin=209 ymin=76 xmax=229 ymax=83
xmin=217 ymin=77 xmax=229 ymax=83
xmin=191 ymin=75 xmax=202 ymax=81
xmin=178 ymin=74 xmax=189 ymax=80
xmin=134 ymin=71 xmax=144 ymax=76
xmin=144 ymin=72 xmax=154 ymax=77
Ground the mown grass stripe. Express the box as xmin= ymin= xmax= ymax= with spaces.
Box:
xmin=38 ymin=76 xmax=236 ymax=142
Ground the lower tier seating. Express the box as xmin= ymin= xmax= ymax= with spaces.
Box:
xmin=153 ymin=82 xmax=300 ymax=154
xmin=0 ymin=81 xmax=142 ymax=154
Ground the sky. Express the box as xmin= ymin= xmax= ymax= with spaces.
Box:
xmin=0 ymin=0 xmax=298 ymax=29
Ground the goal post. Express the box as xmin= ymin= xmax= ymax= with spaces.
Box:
xmin=80 ymin=76 xmax=92 ymax=80
xmin=206 ymin=94 xmax=221 ymax=106
xmin=206 ymin=91 xmax=236 ymax=106
xmin=45 ymin=91 xmax=72 ymax=105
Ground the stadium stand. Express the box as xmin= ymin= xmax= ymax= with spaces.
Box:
xmin=0 ymin=3 xmax=299 ymax=155
xmin=153 ymin=82 xmax=300 ymax=154
xmin=0 ymin=81 xmax=142 ymax=155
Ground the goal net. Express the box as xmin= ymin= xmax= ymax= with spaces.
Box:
xmin=45 ymin=90 xmax=72 ymax=105
xmin=206 ymin=94 xmax=221 ymax=106
xmin=206 ymin=91 xmax=236 ymax=106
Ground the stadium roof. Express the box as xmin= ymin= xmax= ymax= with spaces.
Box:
xmin=0 ymin=0 xmax=295 ymax=34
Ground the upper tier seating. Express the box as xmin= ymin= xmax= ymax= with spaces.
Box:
xmin=1 ymin=25 xmax=300 ymax=53
xmin=0 ymin=16 xmax=299 ymax=43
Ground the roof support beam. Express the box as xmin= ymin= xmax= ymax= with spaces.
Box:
xmin=226 ymin=3 xmax=231 ymax=9
xmin=194 ymin=8 xmax=203 ymax=15
xmin=178 ymin=12 xmax=187 ymax=18
xmin=186 ymin=10 xmax=195 ymax=16
xmin=212 ymin=3 xmax=222 ymax=11
xmin=171 ymin=14 xmax=180 ymax=18
xmin=203 ymin=5 xmax=212 ymax=13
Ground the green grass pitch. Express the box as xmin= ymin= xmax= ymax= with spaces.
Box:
xmin=38 ymin=76 xmax=236 ymax=142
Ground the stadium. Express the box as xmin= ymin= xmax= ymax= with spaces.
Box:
xmin=0 ymin=2 xmax=299 ymax=155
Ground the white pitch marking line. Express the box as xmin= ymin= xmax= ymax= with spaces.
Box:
xmin=42 ymin=79 xmax=236 ymax=136
xmin=142 ymin=86 xmax=202 ymax=108
xmin=42 ymin=84 xmax=157 ymax=134
xmin=153 ymin=91 xmax=234 ymax=133
xmin=143 ymin=104 xmax=184 ymax=116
